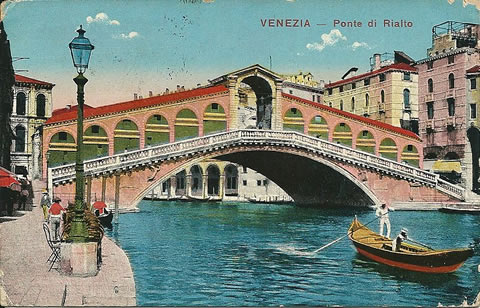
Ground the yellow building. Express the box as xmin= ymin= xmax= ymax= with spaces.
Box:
xmin=324 ymin=53 xmax=419 ymax=134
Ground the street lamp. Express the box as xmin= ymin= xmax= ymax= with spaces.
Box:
xmin=68 ymin=25 xmax=94 ymax=242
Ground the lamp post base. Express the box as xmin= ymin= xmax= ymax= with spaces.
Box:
xmin=59 ymin=242 xmax=99 ymax=277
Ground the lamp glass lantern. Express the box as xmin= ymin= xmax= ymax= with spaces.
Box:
xmin=69 ymin=25 xmax=94 ymax=74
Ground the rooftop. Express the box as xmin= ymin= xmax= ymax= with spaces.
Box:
xmin=15 ymin=74 xmax=55 ymax=87
xmin=45 ymin=85 xmax=228 ymax=125
xmin=325 ymin=63 xmax=417 ymax=89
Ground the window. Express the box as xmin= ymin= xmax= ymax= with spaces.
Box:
xmin=263 ymin=180 xmax=268 ymax=186
xmin=291 ymin=108 xmax=297 ymax=114
xmin=340 ymin=123 xmax=345 ymax=127
xmin=317 ymin=96 xmax=320 ymax=103
xmin=312 ymin=95 xmax=315 ymax=101
xmin=403 ymin=72 xmax=411 ymax=81
xmin=36 ymin=94 xmax=46 ymax=117
xmin=403 ymin=89 xmax=410 ymax=110
xmin=427 ymin=102 xmax=434 ymax=119
xmin=362 ymin=130 xmax=368 ymax=137
xmin=329 ymin=102 xmax=332 ymax=107
xmin=15 ymin=125 xmax=25 ymax=152
xmin=448 ymin=73 xmax=454 ymax=89
xmin=471 ymin=104 xmax=477 ymax=119
xmin=59 ymin=132 xmax=67 ymax=141
xmin=327 ymin=89 xmax=332 ymax=95
xmin=471 ymin=78 xmax=477 ymax=90
xmin=379 ymin=74 xmax=386 ymax=82
xmin=16 ymin=92 xmax=26 ymax=115
xmin=351 ymin=97 xmax=355 ymax=112
xmin=340 ymin=100 xmax=344 ymax=111
xmin=243 ymin=180 xmax=247 ymax=186
xmin=92 ymin=125 xmax=100 ymax=134
xmin=448 ymin=55 xmax=454 ymax=64
xmin=365 ymin=94 xmax=369 ymax=107
xmin=381 ymin=90 xmax=385 ymax=104
xmin=339 ymin=86 xmax=344 ymax=93
xmin=447 ymin=98 xmax=455 ymax=116
xmin=428 ymin=78 xmax=433 ymax=93
xmin=364 ymin=78 xmax=370 ymax=86
xmin=407 ymin=145 xmax=413 ymax=151
xmin=155 ymin=115 xmax=162 ymax=121
xmin=212 ymin=103 xmax=219 ymax=110
xmin=147 ymin=136 xmax=152 ymax=141
xmin=427 ymin=61 xmax=433 ymax=70
xmin=242 ymin=166 xmax=247 ymax=173
xmin=351 ymin=82 xmax=356 ymax=89
xmin=257 ymin=180 xmax=261 ymax=186
xmin=289 ymin=90 xmax=293 ymax=94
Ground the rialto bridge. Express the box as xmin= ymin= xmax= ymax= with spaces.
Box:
xmin=44 ymin=65 xmax=464 ymax=209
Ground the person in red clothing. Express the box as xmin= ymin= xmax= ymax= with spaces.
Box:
xmin=49 ymin=197 xmax=65 ymax=241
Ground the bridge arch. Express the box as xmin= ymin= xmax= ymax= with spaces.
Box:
xmin=283 ymin=107 xmax=304 ymax=133
xmin=332 ymin=122 xmax=352 ymax=147
xmin=175 ymin=169 xmax=187 ymax=196
xmin=224 ymin=164 xmax=239 ymax=196
xmin=114 ymin=119 xmax=140 ymax=154
xmin=308 ymin=114 xmax=328 ymax=140
xmin=379 ymin=138 xmax=397 ymax=161
xmin=356 ymin=130 xmax=376 ymax=154
xmin=145 ymin=114 xmax=170 ymax=147
xmin=203 ymin=103 xmax=227 ymax=135
xmin=48 ymin=131 xmax=76 ymax=167
xmin=175 ymin=108 xmax=199 ymax=141
xmin=132 ymin=147 xmax=381 ymax=208
xmin=84 ymin=124 xmax=109 ymax=160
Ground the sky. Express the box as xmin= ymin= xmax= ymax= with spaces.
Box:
xmin=2 ymin=0 xmax=479 ymax=109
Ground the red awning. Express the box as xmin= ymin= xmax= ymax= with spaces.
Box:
xmin=0 ymin=167 xmax=21 ymax=191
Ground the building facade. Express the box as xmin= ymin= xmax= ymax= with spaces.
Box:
xmin=416 ymin=21 xmax=480 ymax=192
xmin=11 ymin=74 xmax=54 ymax=178
xmin=324 ymin=52 xmax=419 ymax=134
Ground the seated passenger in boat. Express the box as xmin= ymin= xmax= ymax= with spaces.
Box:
xmin=392 ymin=228 xmax=408 ymax=252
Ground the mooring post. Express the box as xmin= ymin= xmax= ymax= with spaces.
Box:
xmin=114 ymin=173 xmax=120 ymax=223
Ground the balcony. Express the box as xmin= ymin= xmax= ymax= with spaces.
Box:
xmin=446 ymin=116 xmax=456 ymax=130
xmin=424 ymin=93 xmax=434 ymax=102
xmin=446 ymin=88 xmax=455 ymax=98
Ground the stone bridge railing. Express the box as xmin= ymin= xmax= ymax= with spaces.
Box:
xmin=48 ymin=129 xmax=465 ymax=200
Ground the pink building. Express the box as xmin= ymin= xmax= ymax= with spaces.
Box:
xmin=416 ymin=21 xmax=480 ymax=192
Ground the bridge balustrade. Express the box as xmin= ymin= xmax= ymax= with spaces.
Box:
xmin=48 ymin=129 xmax=465 ymax=200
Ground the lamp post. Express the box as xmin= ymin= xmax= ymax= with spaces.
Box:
xmin=68 ymin=25 xmax=94 ymax=242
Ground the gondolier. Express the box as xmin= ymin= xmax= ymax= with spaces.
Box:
xmin=376 ymin=203 xmax=394 ymax=238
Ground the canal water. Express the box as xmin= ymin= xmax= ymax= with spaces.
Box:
xmin=106 ymin=200 xmax=480 ymax=306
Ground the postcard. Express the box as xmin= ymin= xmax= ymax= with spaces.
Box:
xmin=1 ymin=0 xmax=480 ymax=306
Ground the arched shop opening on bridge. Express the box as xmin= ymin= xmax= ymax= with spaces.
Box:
xmin=48 ymin=132 xmax=76 ymax=167
xmin=237 ymin=75 xmax=273 ymax=130
xmin=114 ymin=119 xmax=140 ymax=153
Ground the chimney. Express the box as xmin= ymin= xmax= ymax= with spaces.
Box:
xmin=66 ymin=104 xmax=71 ymax=110
xmin=139 ymin=95 xmax=143 ymax=99
xmin=149 ymin=91 xmax=153 ymax=97
xmin=373 ymin=53 xmax=381 ymax=71
xmin=181 ymin=86 xmax=185 ymax=91
xmin=318 ymin=80 xmax=325 ymax=88
xmin=197 ymin=83 xmax=201 ymax=87
xmin=134 ymin=93 xmax=138 ymax=100
xmin=165 ymin=88 xmax=169 ymax=94
xmin=176 ymin=85 xmax=180 ymax=92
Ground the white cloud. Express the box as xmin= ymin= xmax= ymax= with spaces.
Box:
xmin=306 ymin=29 xmax=347 ymax=52
xmin=447 ymin=0 xmax=480 ymax=10
xmin=86 ymin=12 xmax=120 ymax=25
xmin=117 ymin=31 xmax=140 ymax=40
xmin=351 ymin=41 xmax=370 ymax=51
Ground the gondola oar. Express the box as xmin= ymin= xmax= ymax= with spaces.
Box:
xmin=406 ymin=237 xmax=434 ymax=250
xmin=313 ymin=212 xmax=388 ymax=254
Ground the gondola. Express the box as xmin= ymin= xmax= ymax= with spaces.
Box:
xmin=348 ymin=217 xmax=473 ymax=273
xmin=92 ymin=201 xmax=113 ymax=228
xmin=439 ymin=204 xmax=480 ymax=215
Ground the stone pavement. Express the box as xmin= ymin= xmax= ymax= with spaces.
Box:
xmin=0 ymin=180 xmax=136 ymax=306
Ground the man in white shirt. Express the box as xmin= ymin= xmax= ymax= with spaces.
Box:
xmin=392 ymin=228 xmax=408 ymax=252
xmin=375 ymin=203 xmax=394 ymax=238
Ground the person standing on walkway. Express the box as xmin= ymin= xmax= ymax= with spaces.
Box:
xmin=40 ymin=189 xmax=51 ymax=221
xmin=48 ymin=197 xmax=65 ymax=241
xmin=376 ymin=203 xmax=394 ymax=238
